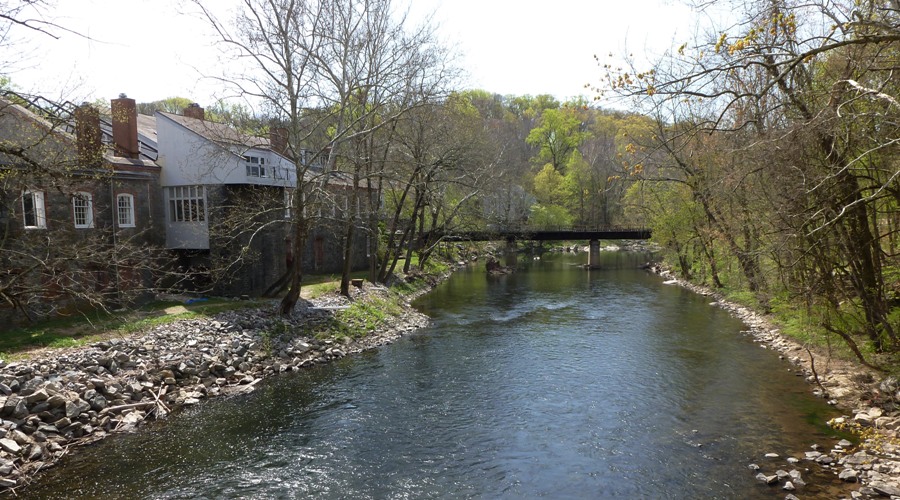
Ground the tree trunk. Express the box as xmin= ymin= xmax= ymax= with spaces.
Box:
xmin=340 ymin=215 xmax=355 ymax=297
xmin=279 ymin=216 xmax=308 ymax=315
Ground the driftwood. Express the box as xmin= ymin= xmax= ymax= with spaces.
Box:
xmin=100 ymin=401 xmax=155 ymax=415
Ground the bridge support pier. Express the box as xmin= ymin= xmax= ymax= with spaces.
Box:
xmin=588 ymin=239 xmax=601 ymax=269
xmin=505 ymin=238 xmax=518 ymax=268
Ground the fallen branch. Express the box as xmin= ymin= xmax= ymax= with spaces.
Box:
xmin=806 ymin=346 xmax=828 ymax=397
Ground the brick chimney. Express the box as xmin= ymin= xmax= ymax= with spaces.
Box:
xmin=111 ymin=94 xmax=139 ymax=159
xmin=269 ymin=126 xmax=289 ymax=157
xmin=184 ymin=103 xmax=204 ymax=121
xmin=74 ymin=103 xmax=102 ymax=166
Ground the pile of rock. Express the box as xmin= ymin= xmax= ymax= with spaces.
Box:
xmin=0 ymin=284 xmax=430 ymax=492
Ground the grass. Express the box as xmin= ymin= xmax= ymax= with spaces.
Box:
xmin=0 ymin=297 xmax=265 ymax=360
xmin=322 ymin=293 xmax=405 ymax=340
xmin=301 ymin=270 xmax=369 ymax=299
xmin=0 ymin=261 xmax=443 ymax=360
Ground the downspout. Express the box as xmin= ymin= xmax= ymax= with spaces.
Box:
xmin=110 ymin=177 xmax=121 ymax=306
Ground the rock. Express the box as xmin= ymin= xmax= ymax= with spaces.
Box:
xmin=839 ymin=468 xmax=859 ymax=482
xmin=0 ymin=439 xmax=20 ymax=454
xmin=764 ymin=453 xmax=779 ymax=458
xmin=11 ymin=399 xmax=28 ymax=420
xmin=872 ymin=483 xmax=900 ymax=497
xmin=87 ymin=394 xmax=108 ymax=412
xmin=783 ymin=480 xmax=795 ymax=491
xmin=24 ymin=389 xmax=49 ymax=406
xmin=855 ymin=412 xmax=875 ymax=425
xmin=748 ymin=463 xmax=760 ymax=471
xmin=844 ymin=451 xmax=874 ymax=466
xmin=46 ymin=394 xmax=67 ymax=409
xmin=65 ymin=399 xmax=91 ymax=419
xmin=36 ymin=423 xmax=58 ymax=435
xmin=805 ymin=451 xmax=823 ymax=460
xmin=755 ymin=473 xmax=778 ymax=485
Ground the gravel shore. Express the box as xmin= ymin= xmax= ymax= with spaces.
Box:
xmin=0 ymin=280 xmax=433 ymax=494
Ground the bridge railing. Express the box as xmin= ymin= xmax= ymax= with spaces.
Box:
xmin=485 ymin=224 xmax=649 ymax=234
xmin=424 ymin=225 xmax=652 ymax=242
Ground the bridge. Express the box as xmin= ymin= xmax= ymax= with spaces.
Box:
xmin=427 ymin=225 xmax=652 ymax=269
xmin=435 ymin=226 xmax=651 ymax=242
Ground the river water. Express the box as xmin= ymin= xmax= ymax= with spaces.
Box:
xmin=20 ymin=252 xmax=852 ymax=499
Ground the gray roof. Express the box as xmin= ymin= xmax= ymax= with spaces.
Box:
xmin=157 ymin=111 xmax=270 ymax=151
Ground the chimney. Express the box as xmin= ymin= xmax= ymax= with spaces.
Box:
xmin=184 ymin=103 xmax=204 ymax=121
xmin=269 ymin=126 xmax=288 ymax=157
xmin=111 ymin=94 xmax=139 ymax=159
xmin=74 ymin=103 xmax=102 ymax=166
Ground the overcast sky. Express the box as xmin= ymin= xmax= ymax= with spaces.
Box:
xmin=9 ymin=0 xmax=696 ymax=108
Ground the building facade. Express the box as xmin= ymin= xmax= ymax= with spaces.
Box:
xmin=0 ymin=93 xmax=373 ymax=323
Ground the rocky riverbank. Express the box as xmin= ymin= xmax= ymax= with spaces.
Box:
xmin=0 ymin=280 xmax=436 ymax=495
xmin=654 ymin=264 xmax=900 ymax=499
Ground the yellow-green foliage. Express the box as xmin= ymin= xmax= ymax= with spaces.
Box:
xmin=829 ymin=418 xmax=900 ymax=456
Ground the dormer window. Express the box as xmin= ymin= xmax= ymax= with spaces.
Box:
xmin=245 ymin=155 xmax=267 ymax=177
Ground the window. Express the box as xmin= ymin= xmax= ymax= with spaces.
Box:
xmin=117 ymin=194 xmax=135 ymax=227
xmin=72 ymin=192 xmax=94 ymax=228
xmin=22 ymin=190 xmax=46 ymax=229
xmin=284 ymin=188 xmax=294 ymax=219
xmin=244 ymin=155 xmax=267 ymax=178
xmin=168 ymin=186 xmax=206 ymax=223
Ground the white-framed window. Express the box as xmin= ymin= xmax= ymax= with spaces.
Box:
xmin=244 ymin=155 xmax=267 ymax=178
xmin=284 ymin=188 xmax=294 ymax=219
xmin=72 ymin=192 xmax=94 ymax=228
xmin=168 ymin=186 xmax=206 ymax=223
xmin=117 ymin=193 xmax=135 ymax=227
xmin=22 ymin=190 xmax=46 ymax=229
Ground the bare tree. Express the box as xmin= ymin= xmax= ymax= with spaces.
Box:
xmin=189 ymin=0 xmax=457 ymax=312
xmin=603 ymin=0 xmax=900 ymax=357
xmin=0 ymin=95 xmax=168 ymax=323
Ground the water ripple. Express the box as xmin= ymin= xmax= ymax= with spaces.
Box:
xmin=22 ymin=254 xmax=847 ymax=499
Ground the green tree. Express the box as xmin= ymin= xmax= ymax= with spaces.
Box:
xmin=605 ymin=0 xmax=900 ymax=361
xmin=532 ymin=163 xmax=565 ymax=206
xmin=529 ymin=203 xmax=573 ymax=228
xmin=525 ymin=107 xmax=589 ymax=173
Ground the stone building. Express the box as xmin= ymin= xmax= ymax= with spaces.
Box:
xmin=0 ymin=94 xmax=164 ymax=323
xmin=0 ymin=93 xmax=374 ymax=323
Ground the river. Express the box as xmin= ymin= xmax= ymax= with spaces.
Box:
xmin=19 ymin=251 xmax=852 ymax=498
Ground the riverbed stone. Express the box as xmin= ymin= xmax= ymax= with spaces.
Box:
xmin=839 ymin=468 xmax=859 ymax=482
xmin=873 ymin=483 xmax=900 ymax=497
xmin=0 ymin=439 xmax=20 ymax=454
xmin=65 ymin=399 xmax=91 ymax=419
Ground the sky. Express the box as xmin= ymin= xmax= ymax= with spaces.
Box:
xmin=8 ymin=0 xmax=697 ymax=108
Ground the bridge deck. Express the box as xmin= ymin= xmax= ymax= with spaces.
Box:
xmin=436 ymin=228 xmax=651 ymax=242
